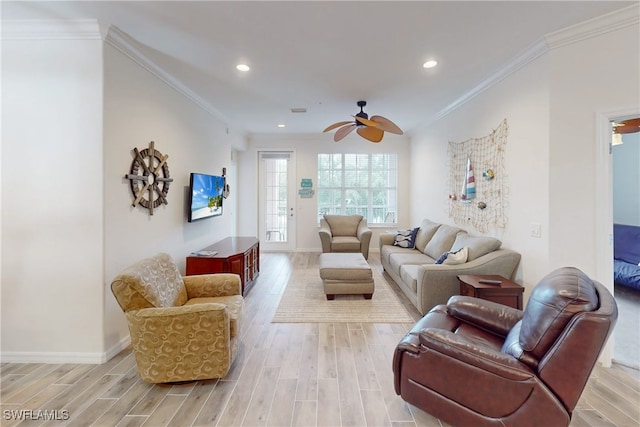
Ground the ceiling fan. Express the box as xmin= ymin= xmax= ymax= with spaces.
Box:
xmin=612 ymin=118 xmax=640 ymax=134
xmin=323 ymin=101 xmax=403 ymax=143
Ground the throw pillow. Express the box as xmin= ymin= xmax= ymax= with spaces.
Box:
xmin=450 ymin=234 xmax=501 ymax=261
xmin=435 ymin=247 xmax=469 ymax=265
xmin=423 ymin=225 xmax=463 ymax=259
xmin=393 ymin=227 xmax=419 ymax=249
xmin=413 ymin=219 xmax=441 ymax=253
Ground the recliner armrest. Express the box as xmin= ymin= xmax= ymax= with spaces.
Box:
xmin=183 ymin=273 xmax=242 ymax=298
xmin=418 ymin=328 xmax=534 ymax=381
xmin=447 ymin=295 xmax=524 ymax=337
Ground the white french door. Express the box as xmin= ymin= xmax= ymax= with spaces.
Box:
xmin=258 ymin=151 xmax=295 ymax=251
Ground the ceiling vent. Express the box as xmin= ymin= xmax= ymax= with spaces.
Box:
xmin=290 ymin=108 xmax=307 ymax=113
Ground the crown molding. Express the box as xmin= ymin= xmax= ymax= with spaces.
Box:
xmin=545 ymin=4 xmax=639 ymax=50
xmin=428 ymin=38 xmax=548 ymax=125
xmin=422 ymin=5 xmax=639 ymax=127
xmin=2 ymin=19 xmax=239 ymax=133
xmin=0 ymin=19 xmax=105 ymax=40
xmin=105 ymin=25 xmax=235 ymax=129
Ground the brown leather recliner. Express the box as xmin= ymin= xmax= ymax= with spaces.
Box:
xmin=393 ymin=267 xmax=618 ymax=427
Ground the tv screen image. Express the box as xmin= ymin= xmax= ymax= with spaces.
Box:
xmin=188 ymin=173 xmax=225 ymax=222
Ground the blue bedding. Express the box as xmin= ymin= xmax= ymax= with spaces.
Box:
xmin=614 ymin=259 xmax=640 ymax=290
xmin=614 ymin=224 xmax=640 ymax=290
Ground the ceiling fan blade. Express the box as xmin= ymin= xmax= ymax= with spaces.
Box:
xmin=323 ymin=120 xmax=354 ymax=133
xmin=614 ymin=118 xmax=640 ymax=134
xmin=334 ymin=124 xmax=356 ymax=142
xmin=615 ymin=126 xmax=640 ymax=134
xmin=370 ymin=115 xmax=403 ymax=135
xmin=357 ymin=126 xmax=384 ymax=143
xmin=353 ymin=115 xmax=379 ymax=127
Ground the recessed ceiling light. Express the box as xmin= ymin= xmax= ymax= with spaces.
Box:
xmin=236 ymin=64 xmax=250 ymax=72
xmin=423 ymin=60 xmax=438 ymax=69
xmin=277 ymin=124 xmax=286 ymax=128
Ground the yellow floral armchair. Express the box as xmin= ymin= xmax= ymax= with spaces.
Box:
xmin=111 ymin=253 xmax=243 ymax=383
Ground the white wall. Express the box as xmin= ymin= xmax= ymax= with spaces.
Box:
xmin=237 ymin=133 xmax=411 ymax=252
xmin=2 ymin=36 xmax=105 ymax=361
xmin=102 ymin=41 xmax=245 ymax=356
xmin=613 ymin=132 xmax=640 ymax=226
xmin=1 ymin=23 xmax=245 ymax=362
xmin=547 ymin=23 xmax=640 ymax=276
xmin=409 ymin=21 xmax=640 ymax=302
xmin=409 ymin=54 xmax=551 ymax=298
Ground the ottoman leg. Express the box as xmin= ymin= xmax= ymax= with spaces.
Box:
xmin=326 ymin=294 xmax=335 ymax=300
xmin=364 ymin=293 xmax=373 ymax=299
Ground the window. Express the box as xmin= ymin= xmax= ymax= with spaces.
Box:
xmin=317 ymin=153 xmax=397 ymax=224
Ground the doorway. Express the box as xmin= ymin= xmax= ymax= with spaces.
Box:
xmin=610 ymin=115 xmax=640 ymax=369
xmin=596 ymin=110 xmax=640 ymax=368
xmin=258 ymin=151 xmax=296 ymax=251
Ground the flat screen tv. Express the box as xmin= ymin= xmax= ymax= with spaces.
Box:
xmin=188 ymin=172 xmax=225 ymax=222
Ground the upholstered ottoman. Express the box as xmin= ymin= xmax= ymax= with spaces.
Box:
xmin=319 ymin=253 xmax=374 ymax=300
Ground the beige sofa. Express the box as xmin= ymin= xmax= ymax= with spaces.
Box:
xmin=319 ymin=214 xmax=372 ymax=259
xmin=380 ymin=219 xmax=521 ymax=314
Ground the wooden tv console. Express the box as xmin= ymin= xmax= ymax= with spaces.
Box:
xmin=186 ymin=236 xmax=259 ymax=295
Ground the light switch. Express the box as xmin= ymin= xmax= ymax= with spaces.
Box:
xmin=530 ymin=223 xmax=542 ymax=238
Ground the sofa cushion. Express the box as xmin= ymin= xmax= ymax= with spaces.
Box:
xmin=400 ymin=264 xmax=421 ymax=294
xmin=414 ymin=219 xmax=441 ymax=253
xmin=435 ymin=247 xmax=469 ymax=265
xmin=381 ymin=244 xmax=415 ymax=265
xmin=324 ymin=214 xmax=363 ymax=236
xmin=389 ymin=252 xmax=434 ymax=276
xmin=424 ymin=225 xmax=463 ymax=259
xmin=394 ymin=227 xmax=419 ymax=248
xmin=450 ymin=234 xmax=502 ymax=261
xmin=331 ymin=236 xmax=361 ymax=252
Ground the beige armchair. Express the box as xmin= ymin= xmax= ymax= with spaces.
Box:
xmin=111 ymin=253 xmax=243 ymax=383
xmin=319 ymin=214 xmax=372 ymax=259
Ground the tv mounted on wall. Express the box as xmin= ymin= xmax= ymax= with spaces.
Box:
xmin=188 ymin=172 xmax=225 ymax=222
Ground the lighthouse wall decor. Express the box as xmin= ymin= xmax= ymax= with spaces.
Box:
xmin=447 ymin=119 xmax=509 ymax=233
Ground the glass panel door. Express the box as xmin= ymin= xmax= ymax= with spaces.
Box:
xmin=259 ymin=152 xmax=295 ymax=251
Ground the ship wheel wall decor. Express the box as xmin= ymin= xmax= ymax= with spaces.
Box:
xmin=124 ymin=141 xmax=174 ymax=215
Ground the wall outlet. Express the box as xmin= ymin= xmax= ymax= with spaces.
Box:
xmin=530 ymin=223 xmax=542 ymax=238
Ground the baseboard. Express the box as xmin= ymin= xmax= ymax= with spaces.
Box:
xmin=292 ymin=248 xmax=380 ymax=254
xmin=104 ymin=336 xmax=131 ymax=362
xmin=1 ymin=336 xmax=131 ymax=364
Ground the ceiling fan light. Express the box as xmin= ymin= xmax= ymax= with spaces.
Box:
xmin=423 ymin=60 xmax=438 ymax=69
xmin=612 ymin=132 xmax=623 ymax=146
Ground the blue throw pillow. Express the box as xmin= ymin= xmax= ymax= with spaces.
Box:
xmin=394 ymin=227 xmax=419 ymax=249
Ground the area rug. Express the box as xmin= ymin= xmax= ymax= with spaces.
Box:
xmin=272 ymin=267 xmax=414 ymax=323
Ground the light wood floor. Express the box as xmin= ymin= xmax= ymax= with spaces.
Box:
xmin=1 ymin=252 xmax=639 ymax=427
